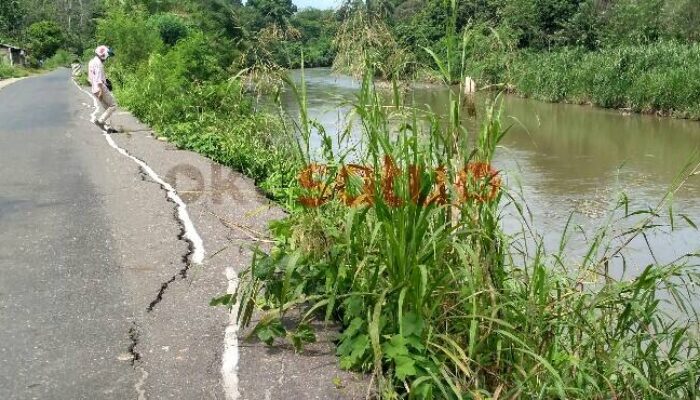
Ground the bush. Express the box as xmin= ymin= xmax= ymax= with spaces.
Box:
xmin=113 ymin=29 xmax=299 ymax=199
xmin=509 ymin=41 xmax=700 ymax=118
xmin=26 ymin=20 xmax=64 ymax=62
xmin=0 ymin=61 xmax=27 ymax=79
xmin=96 ymin=9 xmax=163 ymax=69
xmin=43 ymin=49 xmax=77 ymax=69
xmin=149 ymin=13 xmax=189 ymax=46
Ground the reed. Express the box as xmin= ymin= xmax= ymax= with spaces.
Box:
xmin=509 ymin=41 xmax=700 ymax=119
xmin=217 ymin=3 xmax=700 ymax=399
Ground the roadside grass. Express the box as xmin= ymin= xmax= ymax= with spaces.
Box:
xmin=92 ymin=2 xmax=700 ymax=397
xmin=111 ymin=33 xmax=302 ymax=203
xmin=1 ymin=49 xmax=78 ymax=82
xmin=0 ymin=62 xmax=29 ymax=79
xmin=213 ymin=5 xmax=700 ymax=399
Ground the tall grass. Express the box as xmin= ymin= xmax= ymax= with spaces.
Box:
xmin=460 ymin=34 xmax=700 ymax=119
xmin=0 ymin=61 xmax=28 ymax=79
xmin=215 ymin=2 xmax=700 ymax=399
xmin=333 ymin=6 xmax=416 ymax=80
xmin=512 ymin=41 xmax=700 ymax=118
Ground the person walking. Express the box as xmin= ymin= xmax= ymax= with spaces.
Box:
xmin=88 ymin=45 xmax=117 ymax=132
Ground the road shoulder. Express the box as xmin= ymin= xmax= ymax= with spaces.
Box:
xmin=77 ymin=96 xmax=368 ymax=398
xmin=0 ymin=77 xmax=26 ymax=91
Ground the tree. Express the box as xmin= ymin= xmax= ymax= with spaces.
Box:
xmin=664 ymin=0 xmax=700 ymax=43
xmin=149 ymin=13 xmax=189 ymax=46
xmin=501 ymin=0 xmax=587 ymax=49
xmin=559 ymin=0 xmax=601 ymax=49
xmin=288 ymin=8 xmax=338 ymax=67
xmin=96 ymin=10 xmax=163 ymax=68
xmin=392 ymin=0 xmax=422 ymax=24
xmin=0 ymin=0 xmax=25 ymax=40
xmin=194 ymin=0 xmax=245 ymax=41
xmin=602 ymin=0 xmax=665 ymax=46
xmin=247 ymin=0 xmax=297 ymax=27
xmin=26 ymin=20 xmax=64 ymax=60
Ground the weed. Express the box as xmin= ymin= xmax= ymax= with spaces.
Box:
xmin=215 ymin=3 xmax=700 ymax=399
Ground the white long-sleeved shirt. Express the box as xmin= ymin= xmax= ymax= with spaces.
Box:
xmin=88 ymin=56 xmax=107 ymax=95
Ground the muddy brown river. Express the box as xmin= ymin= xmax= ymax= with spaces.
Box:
xmin=276 ymin=68 xmax=699 ymax=273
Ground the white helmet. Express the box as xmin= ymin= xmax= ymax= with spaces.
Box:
xmin=95 ymin=45 xmax=110 ymax=60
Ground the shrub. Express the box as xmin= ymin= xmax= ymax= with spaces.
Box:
xmin=96 ymin=9 xmax=163 ymax=69
xmin=26 ymin=20 xmax=64 ymax=62
xmin=149 ymin=13 xmax=189 ymax=46
xmin=111 ymin=26 xmax=299 ymax=199
xmin=43 ymin=49 xmax=77 ymax=69
xmin=0 ymin=61 xmax=27 ymax=79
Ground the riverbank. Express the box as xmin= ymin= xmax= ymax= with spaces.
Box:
xmin=110 ymin=57 xmax=700 ymax=398
xmin=470 ymin=41 xmax=700 ymax=120
xmin=227 ymin=69 xmax=700 ymax=399
xmin=334 ymin=40 xmax=700 ymax=121
xmin=93 ymin=6 xmax=700 ymax=397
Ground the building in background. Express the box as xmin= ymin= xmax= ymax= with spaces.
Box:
xmin=1 ymin=44 xmax=27 ymax=67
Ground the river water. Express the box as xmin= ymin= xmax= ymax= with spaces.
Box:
xmin=278 ymin=68 xmax=700 ymax=272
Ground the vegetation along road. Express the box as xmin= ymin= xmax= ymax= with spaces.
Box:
xmin=0 ymin=70 xmax=364 ymax=399
xmin=2 ymin=0 xmax=700 ymax=399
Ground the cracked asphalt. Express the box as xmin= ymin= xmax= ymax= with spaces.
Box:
xmin=0 ymin=69 xmax=367 ymax=399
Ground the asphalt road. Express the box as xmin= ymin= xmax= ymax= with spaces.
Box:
xmin=0 ymin=70 xmax=367 ymax=400
xmin=0 ymin=71 xmax=138 ymax=397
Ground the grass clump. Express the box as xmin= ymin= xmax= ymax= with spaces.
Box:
xmin=0 ymin=62 xmax=28 ymax=79
xmin=453 ymin=27 xmax=700 ymax=119
xmin=214 ymin=4 xmax=700 ymax=399
xmin=42 ymin=49 xmax=78 ymax=70
xmin=98 ymin=14 xmax=302 ymax=201
xmin=511 ymin=41 xmax=700 ymax=118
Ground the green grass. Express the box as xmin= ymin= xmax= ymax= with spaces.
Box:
xmin=511 ymin=42 xmax=700 ymax=119
xmin=459 ymin=34 xmax=700 ymax=119
xmin=0 ymin=62 xmax=29 ymax=79
xmin=110 ymin=34 xmax=301 ymax=203
xmin=93 ymin=2 xmax=700 ymax=397
xmin=213 ymin=7 xmax=700 ymax=399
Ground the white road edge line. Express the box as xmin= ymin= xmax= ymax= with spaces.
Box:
xmin=72 ymin=79 xmax=240 ymax=400
xmin=71 ymin=79 xmax=205 ymax=264
xmin=223 ymin=267 xmax=241 ymax=400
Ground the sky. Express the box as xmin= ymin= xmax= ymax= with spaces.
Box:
xmin=293 ymin=0 xmax=338 ymax=10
